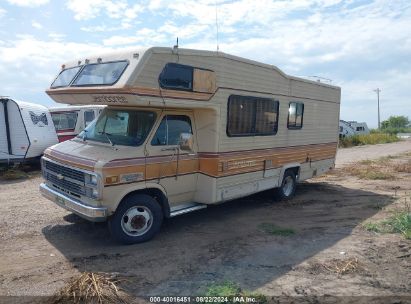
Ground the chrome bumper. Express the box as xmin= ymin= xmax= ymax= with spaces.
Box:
xmin=39 ymin=183 xmax=107 ymax=222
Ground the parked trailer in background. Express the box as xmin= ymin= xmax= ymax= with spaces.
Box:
xmin=0 ymin=98 xmax=58 ymax=165
xmin=339 ymin=120 xmax=370 ymax=138
xmin=49 ymin=105 xmax=105 ymax=142
xmin=40 ymin=47 xmax=341 ymax=244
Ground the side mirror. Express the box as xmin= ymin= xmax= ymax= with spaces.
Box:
xmin=179 ymin=133 xmax=194 ymax=152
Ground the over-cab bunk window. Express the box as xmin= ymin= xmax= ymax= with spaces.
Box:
xmin=227 ymin=95 xmax=279 ymax=137
xmin=159 ymin=63 xmax=193 ymax=91
xmin=287 ymin=102 xmax=304 ymax=129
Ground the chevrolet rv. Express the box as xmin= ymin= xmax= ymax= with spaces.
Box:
xmin=40 ymin=47 xmax=340 ymax=244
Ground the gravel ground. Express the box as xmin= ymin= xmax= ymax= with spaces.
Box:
xmin=0 ymin=142 xmax=410 ymax=303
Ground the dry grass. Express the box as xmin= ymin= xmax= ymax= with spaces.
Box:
xmin=0 ymin=169 xmax=28 ymax=180
xmin=343 ymin=163 xmax=395 ymax=180
xmin=392 ymin=160 xmax=411 ymax=173
xmin=51 ymin=272 xmax=131 ymax=304
xmin=314 ymin=257 xmax=362 ymax=275
xmin=341 ymin=154 xmax=411 ymax=180
xmin=339 ymin=133 xmax=399 ymax=148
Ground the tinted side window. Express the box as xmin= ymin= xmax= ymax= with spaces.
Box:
xmin=227 ymin=95 xmax=279 ymax=136
xmin=287 ymin=102 xmax=304 ymax=129
xmin=151 ymin=115 xmax=192 ymax=146
xmin=159 ymin=63 xmax=193 ymax=90
xmin=84 ymin=110 xmax=95 ymax=127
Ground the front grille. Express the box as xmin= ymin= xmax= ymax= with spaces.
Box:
xmin=45 ymin=160 xmax=85 ymax=182
xmin=46 ymin=172 xmax=86 ymax=197
xmin=44 ymin=160 xmax=86 ymax=197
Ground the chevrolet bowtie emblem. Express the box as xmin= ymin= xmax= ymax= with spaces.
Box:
xmin=56 ymin=174 xmax=64 ymax=180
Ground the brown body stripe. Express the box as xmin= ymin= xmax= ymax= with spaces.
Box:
xmin=104 ymin=142 xmax=337 ymax=184
xmin=44 ymin=142 xmax=337 ymax=185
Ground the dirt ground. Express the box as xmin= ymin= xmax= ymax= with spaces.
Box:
xmin=0 ymin=141 xmax=411 ymax=303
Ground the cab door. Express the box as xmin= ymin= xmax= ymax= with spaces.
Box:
xmin=145 ymin=111 xmax=198 ymax=205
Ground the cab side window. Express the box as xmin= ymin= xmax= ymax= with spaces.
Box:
xmin=84 ymin=110 xmax=95 ymax=127
xmin=151 ymin=115 xmax=192 ymax=146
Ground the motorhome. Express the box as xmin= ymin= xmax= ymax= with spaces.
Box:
xmin=339 ymin=120 xmax=370 ymax=138
xmin=0 ymin=97 xmax=58 ymax=165
xmin=40 ymin=47 xmax=341 ymax=244
xmin=49 ymin=105 xmax=105 ymax=142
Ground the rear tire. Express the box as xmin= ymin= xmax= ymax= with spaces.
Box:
xmin=275 ymin=170 xmax=297 ymax=200
xmin=109 ymin=194 xmax=163 ymax=244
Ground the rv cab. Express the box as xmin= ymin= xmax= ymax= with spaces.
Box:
xmin=40 ymin=47 xmax=340 ymax=244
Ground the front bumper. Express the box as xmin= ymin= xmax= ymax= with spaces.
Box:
xmin=39 ymin=183 xmax=107 ymax=222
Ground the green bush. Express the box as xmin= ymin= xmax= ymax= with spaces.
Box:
xmin=363 ymin=212 xmax=411 ymax=239
xmin=339 ymin=133 xmax=399 ymax=148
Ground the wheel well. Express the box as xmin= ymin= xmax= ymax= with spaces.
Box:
xmin=285 ymin=166 xmax=300 ymax=179
xmin=121 ymin=188 xmax=170 ymax=218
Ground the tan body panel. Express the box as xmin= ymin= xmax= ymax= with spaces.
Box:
xmin=43 ymin=47 xmax=341 ymax=215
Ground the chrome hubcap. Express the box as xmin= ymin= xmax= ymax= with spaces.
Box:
xmin=121 ymin=206 xmax=153 ymax=236
xmin=282 ymin=176 xmax=294 ymax=196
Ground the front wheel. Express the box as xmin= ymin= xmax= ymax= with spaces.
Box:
xmin=275 ymin=170 xmax=297 ymax=200
xmin=109 ymin=194 xmax=163 ymax=244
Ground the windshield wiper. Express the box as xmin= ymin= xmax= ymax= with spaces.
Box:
xmin=98 ymin=131 xmax=115 ymax=146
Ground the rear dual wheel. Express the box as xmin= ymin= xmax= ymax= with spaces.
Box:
xmin=275 ymin=170 xmax=297 ymax=200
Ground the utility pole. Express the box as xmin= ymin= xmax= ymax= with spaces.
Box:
xmin=374 ymin=88 xmax=381 ymax=129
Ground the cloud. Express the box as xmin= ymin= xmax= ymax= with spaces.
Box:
xmin=0 ymin=35 xmax=113 ymax=104
xmin=0 ymin=7 xmax=6 ymax=18
xmin=66 ymin=0 xmax=142 ymax=21
xmin=31 ymin=20 xmax=43 ymax=29
xmin=103 ymin=28 xmax=167 ymax=46
xmin=6 ymin=0 xmax=49 ymax=7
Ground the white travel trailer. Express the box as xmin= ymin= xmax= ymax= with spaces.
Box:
xmin=49 ymin=105 xmax=105 ymax=142
xmin=339 ymin=120 xmax=370 ymax=138
xmin=40 ymin=47 xmax=341 ymax=244
xmin=0 ymin=98 xmax=58 ymax=165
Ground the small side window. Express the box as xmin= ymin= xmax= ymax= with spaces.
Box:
xmin=287 ymin=102 xmax=304 ymax=129
xmin=84 ymin=110 xmax=95 ymax=127
xmin=151 ymin=115 xmax=192 ymax=146
xmin=159 ymin=63 xmax=193 ymax=91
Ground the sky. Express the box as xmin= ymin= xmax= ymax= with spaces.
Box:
xmin=0 ymin=0 xmax=410 ymax=128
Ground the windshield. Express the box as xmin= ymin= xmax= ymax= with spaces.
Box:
xmin=72 ymin=61 xmax=128 ymax=86
xmin=51 ymin=112 xmax=78 ymax=131
xmin=51 ymin=66 xmax=81 ymax=88
xmin=78 ymin=109 xmax=156 ymax=146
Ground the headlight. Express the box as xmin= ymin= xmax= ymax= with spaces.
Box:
xmin=86 ymin=174 xmax=98 ymax=186
xmin=90 ymin=175 xmax=98 ymax=186
xmin=91 ymin=188 xmax=99 ymax=199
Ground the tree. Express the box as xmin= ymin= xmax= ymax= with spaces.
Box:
xmin=381 ymin=116 xmax=410 ymax=129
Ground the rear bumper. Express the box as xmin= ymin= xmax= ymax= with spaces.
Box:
xmin=39 ymin=183 xmax=107 ymax=222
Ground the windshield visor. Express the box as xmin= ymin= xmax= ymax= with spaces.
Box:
xmin=78 ymin=109 xmax=156 ymax=147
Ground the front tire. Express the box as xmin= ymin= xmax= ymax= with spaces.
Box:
xmin=275 ymin=170 xmax=297 ymax=200
xmin=109 ymin=194 xmax=163 ymax=244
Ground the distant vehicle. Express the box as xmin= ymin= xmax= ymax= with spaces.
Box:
xmin=49 ymin=105 xmax=105 ymax=142
xmin=0 ymin=97 xmax=58 ymax=165
xmin=339 ymin=120 xmax=369 ymax=138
